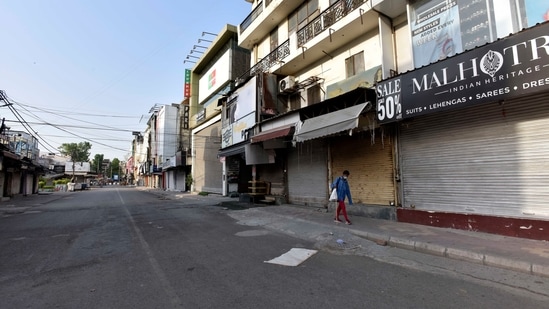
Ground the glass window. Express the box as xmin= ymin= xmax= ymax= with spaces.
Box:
xmin=522 ymin=0 xmax=549 ymax=27
xmin=308 ymin=0 xmax=318 ymax=14
xmin=270 ymin=28 xmax=278 ymax=52
xmin=288 ymin=0 xmax=319 ymax=33
xmin=307 ymin=85 xmax=321 ymax=106
xmin=288 ymin=11 xmax=297 ymax=33
xmin=345 ymin=51 xmax=365 ymax=78
xmin=408 ymin=0 xmax=529 ymax=68
xmin=290 ymin=93 xmax=301 ymax=110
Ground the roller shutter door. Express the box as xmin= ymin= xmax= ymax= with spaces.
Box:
xmin=194 ymin=121 xmax=223 ymax=194
xmin=287 ymin=139 xmax=328 ymax=207
xmin=331 ymin=131 xmax=395 ymax=205
xmin=399 ymin=93 xmax=549 ymax=219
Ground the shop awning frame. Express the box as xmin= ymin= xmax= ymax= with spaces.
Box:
xmin=250 ymin=124 xmax=295 ymax=144
xmin=294 ymin=102 xmax=370 ymax=142
xmin=218 ymin=142 xmax=248 ymax=158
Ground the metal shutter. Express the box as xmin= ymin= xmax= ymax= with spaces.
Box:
xmin=287 ymin=139 xmax=328 ymax=207
xmin=399 ymin=92 xmax=549 ymax=219
xmin=331 ymin=131 xmax=395 ymax=205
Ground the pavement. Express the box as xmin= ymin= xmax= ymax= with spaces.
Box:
xmin=2 ymin=187 xmax=549 ymax=278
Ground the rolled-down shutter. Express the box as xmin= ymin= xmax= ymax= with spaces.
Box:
xmin=331 ymin=131 xmax=395 ymax=205
xmin=399 ymin=92 xmax=549 ymax=219
xmin=287 ymin=139 xmax=328 ymax=207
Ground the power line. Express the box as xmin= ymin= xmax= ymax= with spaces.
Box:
xmin=0 ymin=90 xmax=58 ymax=153
xmin=13 ymin=101 xmax=141 ymax=119
xmin=3 ymin=120 xmax=139 ymax=132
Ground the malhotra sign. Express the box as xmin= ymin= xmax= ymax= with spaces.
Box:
xmin=377 ymin=22 xmax=549 ymax=124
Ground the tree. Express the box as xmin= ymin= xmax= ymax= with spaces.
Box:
xmin=58 ymin=142 xmax=92 ymax=182
xmin=110 ymin=158 xmax=122 ymax=180
xmin=91 ymin=154 xmax=104 ymax=174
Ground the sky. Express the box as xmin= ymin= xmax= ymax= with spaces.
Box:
xmin=0 ymin=0 xmax=251 ymax=160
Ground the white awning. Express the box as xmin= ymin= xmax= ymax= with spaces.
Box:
xmin=294 ymin=103 xmax=369 ymax=142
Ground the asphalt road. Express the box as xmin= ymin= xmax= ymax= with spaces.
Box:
xmin=1 ymin=187 xmax=547 ymax=308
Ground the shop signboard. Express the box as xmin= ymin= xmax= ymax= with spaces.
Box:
xmin=377 ymin=22 xmax=549 ymax=124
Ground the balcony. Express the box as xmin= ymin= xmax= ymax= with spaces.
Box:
xmin=240 ymin=1 xmax=263 ymax=35
xmin=297 ymin=0 xmax=367 ymax=47
xmin=236 ymin=39 xmax=290 ymax=83
xmin=238 ymin=0 xmax=408 ymax=77
xmin=239 ymin=0 xmax=302 ymax=50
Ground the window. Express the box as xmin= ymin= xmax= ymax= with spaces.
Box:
xmin=289 ymin=93 xmax=301 ymax=110
xmin=345 ymin=51 xmax=365 ymax=78
xmin=307 ymin=85 xmax=321 ymax=106
xmin=270 ymin=28 xmax=278 ymax=51
xmin=288 ymin=0 xmax=319 ymax=33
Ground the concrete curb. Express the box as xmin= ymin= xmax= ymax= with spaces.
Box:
xmin=225 ymin=204 xmax=549 ymax=278
xmin=140 ymin=195 xmax=549 ymax=278
xmin=349 ymin=229 xmax=549 ymax=278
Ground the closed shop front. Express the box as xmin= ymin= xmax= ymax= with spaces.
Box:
xmin=331 ymin=128 xmax=395 ymax=206
xmin=193 ymin=120 xmax=223 ymax=194
xmin=287 ymin=139 xmax=328 ymax=207
xmin=400 ymin=93 xmax=549 ymax=221
xmin=376 ymin=22 xmax=549 ymax=240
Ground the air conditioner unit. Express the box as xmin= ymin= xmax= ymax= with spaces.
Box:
xmin=279 ymin=76 xmax=295 ymax=93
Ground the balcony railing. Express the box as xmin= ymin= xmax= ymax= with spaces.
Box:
xmin=236 ymin=39 xmax=290 ymax=83
xmin=240 ymin=1 xmax=263 ymax=34
xmin=297 ymin=0 xmax=366 ymax=47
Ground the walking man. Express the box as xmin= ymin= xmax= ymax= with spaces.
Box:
xmin=331 ymin=170 xmax=353 ymax=225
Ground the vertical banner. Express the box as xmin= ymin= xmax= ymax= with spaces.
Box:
xmin=184 ymin=69 xmax=191 ymax=98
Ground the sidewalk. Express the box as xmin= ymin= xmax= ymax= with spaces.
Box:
xmin=3 ymin=188 xmax=549 ymax=278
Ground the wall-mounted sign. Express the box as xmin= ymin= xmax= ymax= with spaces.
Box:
xmin=184 ymin=69 xmax=191 ymax=98
xmin=196 ymin=109 xmax=205 ymax=122
xmin=377 ymin=22 xmax=549 ymax=124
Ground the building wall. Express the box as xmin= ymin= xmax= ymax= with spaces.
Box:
xmin=157 ymin=105 xmax=179 ymax=162
xmin=192 ymin=119 xmax=223 ymax=194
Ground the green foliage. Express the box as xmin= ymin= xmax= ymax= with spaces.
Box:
xmin=185 ymin=174 xmax=193 ymax=187
xmin=58 ymin=142 xmax=92 ymax=162
xmin=38 ymin=181 xmax=46 ymax=188
xmin=91 ymin=154 xmax=104 ymax=174
xmin=198 ymin=191 xmax=209 ymax=196
xmin=110 ymin=158 xmax=123 ymax=179
xmin=54 ymin=178 xmax=71 ymax=185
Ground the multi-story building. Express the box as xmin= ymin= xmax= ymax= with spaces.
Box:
xmin=143 ymin=104 xmax=179 ymax=189
xmin=134 ymin=126 xmax=150 ymax=187
xmin=231 ymin=0 xmax=549 ymax=240
xmin=0 ymin=129 xmax=42 ymax=198
xmin=228 ymin=0 xmax=390 ymax=208
xmin=163 ymin=100 xmax=189 ymax=192
xmin=187 ymin=25 xmax=251 ymax=194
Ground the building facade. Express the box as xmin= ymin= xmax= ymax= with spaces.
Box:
xmin=232 ymin=0 xmax=549 ymax=239
xmin=0 ymin=130 xmax=43 ymax=199
xmin=376 ymin=1 xmax=549 ymax=241
xmin=233 ymin=0 xmax=393 ymax=210
xmin=140 ymin=104 xmax=179 ymax=189
xmin=187 ymin=25 xmax=251 ymax=194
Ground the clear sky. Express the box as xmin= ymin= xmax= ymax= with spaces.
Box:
xmin=0 ymin=0 xmax=251 ymax=160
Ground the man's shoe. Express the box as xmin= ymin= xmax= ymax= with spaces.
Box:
xmin=345 ymin=221 xmax=352 ymax=225
xmin=334 ymin=218 xmax=342 ymax=223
